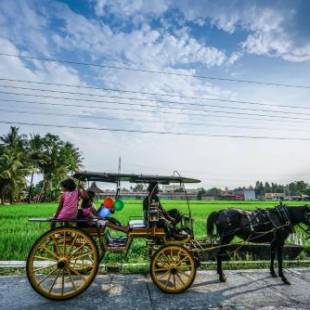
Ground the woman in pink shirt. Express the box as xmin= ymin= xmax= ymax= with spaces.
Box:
xmin=54 ymin=178 xmax=87 ymax=220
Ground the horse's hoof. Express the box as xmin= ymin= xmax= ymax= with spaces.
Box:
xmin=219 ymin=275 xmax=227 ymax=282
xmin=282 ymin=278 xmax=291 ymax=285
xmin=270 ymin=272 xmax=277 ymax=277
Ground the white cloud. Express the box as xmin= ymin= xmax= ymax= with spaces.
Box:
xmin=177 ymin=1 xmax=310 ymax=63
xmin=53 ymin=4 xmax=231 ymax=68
xmin=91 ymin=0 xmax=310 ymax=63
xmin=0 ymin=1 xmax=51 ymax=55
xmin=93 ymin=0 xmax=169 ymax=19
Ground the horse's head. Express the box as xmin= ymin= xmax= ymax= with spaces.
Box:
xmin=288 ymin=205 xmax=310 ymax=227
xmin=300 ymin=205 xmax=310 ymax=237
xmin=301 ymin=205 xmax=310 ymax=224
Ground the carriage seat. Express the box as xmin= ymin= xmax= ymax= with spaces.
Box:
xmin=129 ymin=219 xmax=146 ymax=229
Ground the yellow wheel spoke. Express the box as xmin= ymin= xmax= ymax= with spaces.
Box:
xmin=175 ymin=272 xmax=186 ymax=286
xmin=69 ymin=242 xmax=86 ymax=259
xmin=34 ymin=263 xmax=57 ymax=273
xmin=34 ymin=255 xmax=57 ymax=262
xmin=70 ymin=251 xmax=93 ymax=261
xmin=48 ymin=269 xmax=61 ymax=293
xmin=63 ymin=231 xmax=66 ymax=257
xmin=39 ymin=245 xmax=59 ymax=260
xmin=66 ymin=268 xmax=78 ymax=290
xmin=67 ymin=233 xmax=78 ymax=255
xmin=67 ymin=266 xmax=87 ymax=282
xmin=153 ymin=267 xmax=169 ymax=273
xmin=38 ymin=268 xmax=57 ymax=285
xmin=70 ymin=261 xmax=92 ymax=268
xmin=158 ymin=269 xmax=170 ymax=279
xmin=61 ymin=270 xmax=65 ymax=296
xmin=178 ymin=271 xmax=191 ymax=279
xmin=50 ymin=235 xmax=60 ymax=257
xmin=176 ymin=255 xmax=189 ymax=267
xmin=172 ymin=273 xmax=177 ymax=289
xmin=164 ymin=272 xmax=172 ymax=289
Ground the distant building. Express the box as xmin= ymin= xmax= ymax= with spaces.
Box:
xmin=244 ymin=190 xmax=256 ymax=200
xmin=200 ymin=195 xmax=217 ymax=201
xmin=162 ymin=185 xmax=181 ymax=192
xmin=219 ymin=193 xmax=243 ymax=200
xmin=285 ymin=194 xmax=310 ymax=201
xmin=264 ymin=192 xmax=285 ymax=200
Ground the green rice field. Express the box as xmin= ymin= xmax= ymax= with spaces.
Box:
xmin=0 ymin=200 xmax=308 ymax=262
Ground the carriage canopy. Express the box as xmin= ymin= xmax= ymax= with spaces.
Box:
xmin=73 ymin=171 xmax=201 ymax=184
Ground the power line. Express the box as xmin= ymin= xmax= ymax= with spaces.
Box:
xmin=2 ymin=106 xmax=310 ymax=133
xmin=1 ymin=119 xmax=310 ymax=141
xmin=2 ymin=96 xmax=310 ymax=125
xmin=1 ymin=89 xmax=310 ymax=122
xmin=0 ymin=82 xmax=309 ymax=114
xmin=1 ymin=97 xmax=298 ymax=129
xmin=0 ymin=53 xmax=309 ymax=89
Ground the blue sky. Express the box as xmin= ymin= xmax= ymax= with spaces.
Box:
xmin=0 ymin=0 xmax=310 ymax=188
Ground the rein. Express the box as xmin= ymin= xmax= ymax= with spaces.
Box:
xmin=230 ymin=222 xmax=292 ymax=254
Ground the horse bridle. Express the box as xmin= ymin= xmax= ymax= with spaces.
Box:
xmin=305 ymin=206 xmax=310 ymax=223
xmin=301 ymin=206 xmax=310 ymax=238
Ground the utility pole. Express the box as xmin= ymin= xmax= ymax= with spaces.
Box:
xmin=116 ymin=156 xmax=121 ymax=198
xmin=118 ymin=156 xmax=121 ymax=174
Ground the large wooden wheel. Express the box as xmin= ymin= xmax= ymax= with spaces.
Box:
xmin=26 ymin=227 xmax=99 ymax=300
xmin=150 ymin=245 xmax=196 ymax=293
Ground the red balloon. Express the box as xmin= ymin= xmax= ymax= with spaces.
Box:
xmin=103 ymin=197 xmax=114 ymax=209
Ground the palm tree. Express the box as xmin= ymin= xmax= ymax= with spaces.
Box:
xmin=0 ymin=126 xmax=26 ymax=151
xmin=0 ymin=127 xmax=83 ymax=203
xmin=36 ymin=134 xmax=83 ymax=201
xmin=0 ymin=127 xmax=29 ymax=203
xmin=0 ymin=149 xmax=29 ymax=203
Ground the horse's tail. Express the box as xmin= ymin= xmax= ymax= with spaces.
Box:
xmin=207 ymin=211 xmax=219 ymax=238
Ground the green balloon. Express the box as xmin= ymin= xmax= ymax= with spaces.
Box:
xmin=114 ymin=199 xmax=124 ymax=211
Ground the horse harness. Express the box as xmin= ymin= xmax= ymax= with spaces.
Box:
xmin=220 ymin=205 xmax=293 ymax=237
xmin=243 ymin=205 xmax=293 ymax=234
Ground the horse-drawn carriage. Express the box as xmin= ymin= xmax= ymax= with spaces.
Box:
xmin=26 ymin=171 xmax=310 ymax=300
xmin=26 ymin=171 xmax=203 ymax=300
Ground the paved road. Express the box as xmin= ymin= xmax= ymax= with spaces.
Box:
xmin=0 ymin=269 xmax=310 ymax=310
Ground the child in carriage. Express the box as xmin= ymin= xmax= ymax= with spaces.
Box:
xmin=54 ymin=178 xmax=88 ymax=221
xmin=79 ymin=193 xmax=128 ymax=233
xmin=78 ymin=190 xmax=97 ymax=220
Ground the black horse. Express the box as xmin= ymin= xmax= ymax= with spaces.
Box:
xmin=207 ymin=204 xmax=310 ymax=284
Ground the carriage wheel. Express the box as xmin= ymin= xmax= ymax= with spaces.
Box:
xmin=150 ymin=245 xmax=196 ymax=293
xmin=26 ymin=227 xmax=98 ymax=300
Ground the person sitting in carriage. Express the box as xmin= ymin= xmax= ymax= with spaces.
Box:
xmin=54 ymin=178 xmax=88 ymax=221
xmin=143 ymin=182 xmax=184 ymax=238
xmin=78 ymin=191 xmax=128 ymax=233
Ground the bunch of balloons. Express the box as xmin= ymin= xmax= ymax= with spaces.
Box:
xmin=97 ymin=196 xmax=125 ymax=219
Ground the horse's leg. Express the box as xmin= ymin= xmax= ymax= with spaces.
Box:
xmin=270 ymin=241 xmax=277 ymax=277
xmin=216 ymin=252 xmax=224 ymax=282
xmin=277 ymin=244 xmax=291 ymax=285
xmin=217 ymin=235 xmax=233 ymax=282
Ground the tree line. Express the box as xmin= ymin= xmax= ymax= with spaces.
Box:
xmin=254 ymin=181 xmax=310 ymax=197
xmin=0 ymin=127 xmax=83 ymax=204
xmin=196 ymin=180 xmax=310 ymax=199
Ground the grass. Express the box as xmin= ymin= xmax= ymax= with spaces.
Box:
xmin=0 ymin=200 xmax=308 ymax=262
